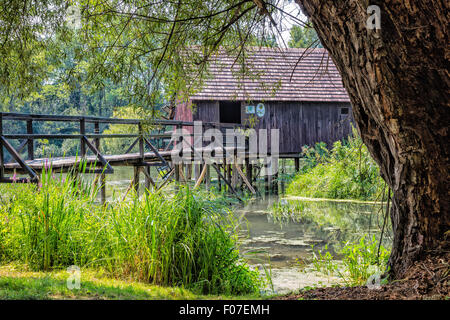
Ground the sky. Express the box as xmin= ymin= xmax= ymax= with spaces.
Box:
xmin=273 ymin=0 xmax=308 ymax=46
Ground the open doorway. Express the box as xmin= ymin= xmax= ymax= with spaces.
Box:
xmin=219 ymin=101 xmax=241 ymax=124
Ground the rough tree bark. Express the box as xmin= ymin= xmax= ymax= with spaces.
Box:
xmin=295 ymin=0 xmax=449 ymax=278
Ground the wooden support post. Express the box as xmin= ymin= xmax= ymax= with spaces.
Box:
xmin=141 ymin=165 xmax=156 ymax=190
xmin=218 ymin=164 xmax=222 ymax=190
xmin=295 ymin=157 xmax=300 ymax=172
xmin=231 ymin=162 xmax=238 ymax=189
xmin=175 ymin=164 xmax=180 ymax=182
xmin=194 ymin=164 xmax=208 ymax=189
xmin=245 ymin=159 xmax=252 ymax=185
xmin=265 ymin=165 xmax=270 ymax=194
xmin=27 ymin=119 xmax=34 ymax=160
xmin=227 ymin=164 xmax=232 ymax=185
xmin=93 ymin=121 xmax=106 ymax=204
xmin=178 ymin=163 xmax=187 ymax=183
xmin=222 ymin=157 xmax=227 ymax=190
xmin=80 ymin=118 xmax=86 ymax=158
xmin=100 ymin=174 xmax=106 ymax=204
xmin=194 ymin=163 xmax=201 ymax=181
xmin=187 ymin=163 xmax=192 ymax=181
xmin=144 ymin=166 xmax=152 ymax=194
xmin=138 ymin=123 xmax=144 ymax=162
xmin=205 ymin=164 xmax=210 ymax=190
xmin=272 ymin=170 xmax=278 ymax=193
xmin=180 ymin=164 xmax=185 ymax=183
xmin=210 ymin=162 xmax=243 ymax=202
xmin=133 ymin=166 xmax=140 ymax=195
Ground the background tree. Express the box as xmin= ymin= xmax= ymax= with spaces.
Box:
xmin=295 ymin=0 xmax=449 ymax=278
xmin=288 ymin=24 xmax=323 ymax=48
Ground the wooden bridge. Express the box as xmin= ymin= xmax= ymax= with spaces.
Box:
xmin=0 ymin=112 xmax=288 ymax=202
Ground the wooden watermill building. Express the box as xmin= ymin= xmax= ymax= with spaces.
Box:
xmin=175 ymin=47 xmax=353 ymax=156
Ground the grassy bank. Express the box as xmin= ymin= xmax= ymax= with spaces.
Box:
xmin=0 ymin=264 xmax=261 ymax=300
xmin=0 ymin=169 xmax=267 ymax=297
xmin=287 ymin=129 xmax=386 ymax=201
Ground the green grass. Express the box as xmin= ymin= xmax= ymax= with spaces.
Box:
xmin=0 ymin=264 xmax=260 ymax=300
xmin=300 ymin=235 xmax=391 ymax=287
xmin=287 ymin=128 xmax=386 ymax=201
xmin=0 ymin=168 xmax=267 ymax=296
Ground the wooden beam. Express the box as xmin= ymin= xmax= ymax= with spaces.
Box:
xmin=125 ymin=137 xmax=140 ymax=154
xmin=82 ymin=136 xmax=114 ymax=174
xmin=155 ymin=168 xmax=174 ymax=191
xmin=194 ymin=164 xmax=208 ymax=189
xmin=205 ymin=164 xmax=210 ymax=190
xmin=133 ymin=166 xmax=140 ymax=194
xmin=27 ymin=119 xmax=34 ymax=160
xmin=235 ymin=163 xmax=256 ymax=194
xmin=141 ymin=165 xmax=156 ymax=190
xmin=295 ymin=157 xmax=300 ymax=172
xmin=210 ymin=163 xmax=243 ymax=202
xmin=16 ymin=139 xmax=28 ymax=154
xmin=0 ymin=136 xmax=38 ymax=181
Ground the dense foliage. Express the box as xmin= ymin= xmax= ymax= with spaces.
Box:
xmin=0 ymin=171 xmax=264 ymax=295
xmin=287 ymin=128 xmax=386 ymax=201
xmin=288 ymin=25 xmax=323 ymax=48
xmin=306 ymin=235 xmax=390 ymax=286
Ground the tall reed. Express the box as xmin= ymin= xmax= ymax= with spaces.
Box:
xmin=0 ymin=170 xmax=263 ymax=295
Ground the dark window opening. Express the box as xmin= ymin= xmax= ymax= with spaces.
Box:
xmin=219 ymin=101 xmax=241 ymax=124
xmin=341 ymin=107 xmax=349 ymax=115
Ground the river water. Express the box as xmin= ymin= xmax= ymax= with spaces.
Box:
xmin=96 ymin=166 xmax=392 ymax=294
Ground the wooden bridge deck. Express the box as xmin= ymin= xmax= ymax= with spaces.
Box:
xmin=2 ymin=147 xmax=243 ymax=174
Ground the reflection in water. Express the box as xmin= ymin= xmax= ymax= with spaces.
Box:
xmin=85 ymin=167 xmax=392 ymax=294
xmin=236 ymin=194 xmax=392 ymax=294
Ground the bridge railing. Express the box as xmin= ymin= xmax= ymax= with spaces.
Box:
xmin=0 ymin=112 xmax=245 ymax=183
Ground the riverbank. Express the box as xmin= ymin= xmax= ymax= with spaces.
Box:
xmin=276 ymin=251 xmax=449 ymax=300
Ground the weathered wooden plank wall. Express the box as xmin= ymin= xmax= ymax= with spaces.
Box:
xmin=192 ymin=100 xmax=219 ymax=123
xmin=179 ymin=100 xmax=353 ymax=155
xmin=240 ymin=101 xmax=353 ymax=154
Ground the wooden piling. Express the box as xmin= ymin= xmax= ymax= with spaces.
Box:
xmin=133 ymin=166 xmax=140 ymax=195
xmin=175 ymin=164 xmax=180 ymax=182
xmin=217 ymin=164 xmax=222 ymax=190
xmin=100 ymin=173 xmax=106 ymax=204
xmin=205 ymin=164 xmax=210 ymax=190
xmin=231 ymin=163 xmax=238 ymax=189
xmin=144 ymin=166 xmax=152 ymax=194
xmin=194 ymin=163 xmax=201 ymax=181
xmin=245 ymin=159 xmax=252 ymax=184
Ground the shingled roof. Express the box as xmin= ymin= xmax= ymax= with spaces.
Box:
xmin=190 ymin=47 xmax=350 ymax=103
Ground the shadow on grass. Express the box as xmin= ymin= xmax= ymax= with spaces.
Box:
xmin=0 ymin=272 xmax=199 ymax=300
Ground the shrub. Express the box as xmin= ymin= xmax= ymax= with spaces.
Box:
xmin=287 ymin=127 xmax=386 ymax=201
xmin=305 ymin=235 xmax=391 ymax=286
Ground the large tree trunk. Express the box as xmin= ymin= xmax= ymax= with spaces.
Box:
xmin=295 ymin=0 xmax=449 ymax=278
